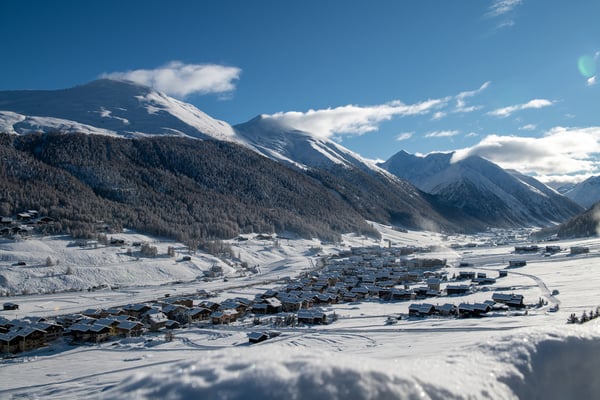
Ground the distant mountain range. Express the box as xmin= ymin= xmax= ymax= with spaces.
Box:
xmin=0 ymin=79 xmax=589 ymax=240
xmin=558 ymin=176 xmax=600 ymax=209
xmin=378 ymin=151 xmax=583 ymax=228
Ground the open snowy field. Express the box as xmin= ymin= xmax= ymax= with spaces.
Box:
xmin=1 ymin=226 xmax=600 ymax=399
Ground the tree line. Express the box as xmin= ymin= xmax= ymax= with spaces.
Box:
xmin=0 ymin=132 xmax=381 ymax=245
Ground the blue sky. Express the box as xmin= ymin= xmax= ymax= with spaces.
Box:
xmin=1 ymin=0 xmax=600 ymax=184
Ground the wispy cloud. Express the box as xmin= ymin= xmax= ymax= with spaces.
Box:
xmin=425 ymin=130 xmax=461 ymax=138
xmin=487 ymin=99 xmax=554 ymax=117
xmin=519 ymin=124 xmax=537 ymax=131
xmin=588 ymin=76 xmax=597 ymax=87
xmin=264 ymin=98 xmax=446 ymax=138
xmin=486 ymin=0 xmax=523 ymax=28
xmin=451 ymin=126 xmax=600 ymax=178
xmin=263 ymin=82 xmax=488 ymax=139
xmin=487 ymin=0 xmax=523 ymax=17
xmin=432 ymin=111 xmax=447 ymax=120
xmin=102 ymin=61 xmax=242 ymax=98
xmin=433 ymin=81 xmax=489 ymax=120
xmin=455 ymin=81 xmax=490 ymax=112
xmin=396 ymin=132 xmax=414 ymax=141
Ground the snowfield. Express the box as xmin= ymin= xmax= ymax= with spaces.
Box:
xmin=1 ymin=225 xmax=600 ymax=399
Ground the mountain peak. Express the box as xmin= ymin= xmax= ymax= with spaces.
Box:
xmin=380 ymin=149 xmax=583 ymax=228
xmin=0 ymin=79 xmax=238 ymax=140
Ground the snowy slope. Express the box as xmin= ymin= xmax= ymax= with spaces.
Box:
xmin=234 ymin=115 xmax=383 ymax=173
xmin=379 ymin=151 xmax=583 ymax=227
xmin=2 ymin=228 xmax=600 ymax=399
xmin=562 ymin=175 xmax=600 ymax=209
xmin=0 ymin=79 xmax=239 ymax=141
xmin=0 ymin=80 xmax=391 ymax=177
xmin=99 ymin=324 xmax=600 ymax=400
xmin=233 ymin=115 xmax=467 ymax=232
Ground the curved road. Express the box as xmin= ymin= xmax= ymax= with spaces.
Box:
xmin=507 ymin=270 xmax=560 ymax=306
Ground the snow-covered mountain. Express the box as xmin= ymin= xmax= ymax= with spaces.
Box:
xmin=234 ymin=115 xmax=381 ymax=172
xmin=0 ymin=79 xmax=467 ymax=234
xmin=234 ymin=115 xmax=473 ymax=232
xmin=561 ymin=176 xmax=600 ymax=209
xmin=0 ymin=79 xmax=389 ymax=176
xmin=0 ymin=79 xmax=238 ymax=141
xmin=3 ymin=79 xmax=569 ymax=233
xmin=379 ymin=151 xmax=583 ymax=227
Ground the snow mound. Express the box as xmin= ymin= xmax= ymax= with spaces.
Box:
xmin=490 ymin=325 xmax=600 ymax=399
xmin=100 ymin=350 xmax=431 ymax=400
xmin=100 ymin=324 xmax=600 ymax=400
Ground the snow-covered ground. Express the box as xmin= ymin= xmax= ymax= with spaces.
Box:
xmin=1 ymin=225 xmax=600 ymax=399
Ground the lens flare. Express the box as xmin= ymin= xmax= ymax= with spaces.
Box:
xmin=578 ymin=55 xmax=596 ymax=78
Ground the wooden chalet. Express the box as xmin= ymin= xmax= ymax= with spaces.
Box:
xmin=408 ymin=303 xmax=435 ymax=317
xmin=123 ymin=303 xmax=152 ymax=318
xmin=211 ymin=309 xmax=238 ymax=325
xmin=278 ymin=295 xmax=303 ymax=312
xmin=458 ymin=271 xmax=476 ymax=280
xmin=434 ymin=303 xmax=457 ymax=316
xmin=187 ymin=307 xmax=212 ymax=322
xmin=570 ymin=246 xmax=590 ymax=255
xmin=491 ymin=293 xmax=525 ymax=308
xmin=446 ymin=285 xmax=471 ymax=296
xmin=252 ymin=298 xmax=282 ymax=314
xmin=389 ymin=288 xmax=414 ymax=301
xmin=297 ymin=309 xmax=327 ymax=325
xmin=88 ymin=323 xmax=112 ymax=343
xmin=143 ymin=310 xmax=170 ymax=331
xmin=0 ymin=331 xmax=21 ymax=353
xmin=458 ymin=303 xmax=491 ymax=318
xmin=248 ymin=331 xmax=269 ymax=344
xmin=162 ymin=304 xmax=189 ymax=322
xmin=115 ymin=320 xmax=144 ymax=337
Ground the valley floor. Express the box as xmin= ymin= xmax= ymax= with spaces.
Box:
xmin=1 ymin=225 xmax=600 ymax=399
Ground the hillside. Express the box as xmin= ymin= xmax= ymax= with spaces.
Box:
xmin=561 ymin=176 xmax=600 ymax=209
xmin=0 ymin=80 xmax=475 ymax=236
xmin=235 ymin=115 xmax=474 ymax=232
xmin=0 ymin=132 xmax=381 ymax=243
xmin=533 ymin=201 xmax=600 ymax=240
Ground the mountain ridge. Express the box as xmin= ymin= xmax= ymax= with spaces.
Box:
xmin=0 ymin=79 xmax=238 ymax=140
xmin=379 ymin=150 xmax=583 ymax=228
xmin=0 ymin=79 xmax=583 ymax=238
xmin=561 ymin=176 xmax=600 ymax=209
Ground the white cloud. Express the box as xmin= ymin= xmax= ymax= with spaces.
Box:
xmin=263 ymin=82 xmax=488 ymax=139
xmin=456 ymin=81 xmax=490 ymax=109
xmin=487 ymin=0 xmax=523 ymax=17
xmin=432 ymin=111 xmax=447 ymax=120
xmin=396 ymin=132 xmax=414 ymax=141
xmin=466 ymin=132 xmax=479 ymax=137
xmin=519 ymin=124 xmax=537 ymax=131
xmin=451 ymin=126 xmax=600 ymax=177
xmin=588 ymin=76 xmax=597 ymax=86
xmin=264 ymin=98 xmax=446 ymax=138
xmin=536 ymin=173 xmax=593 ymax=186
xmin=486 ymin=0 xmax=523 ymax=29
xmin=425 ymin=130 xmax=461 ymax=138
xmin=487 ymin=99 xmax=554 ymax=117
xmin=433 ymin=81 xmax=489 ymax=120
xmin=102 ymin=61 xmax=241 ymax=98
